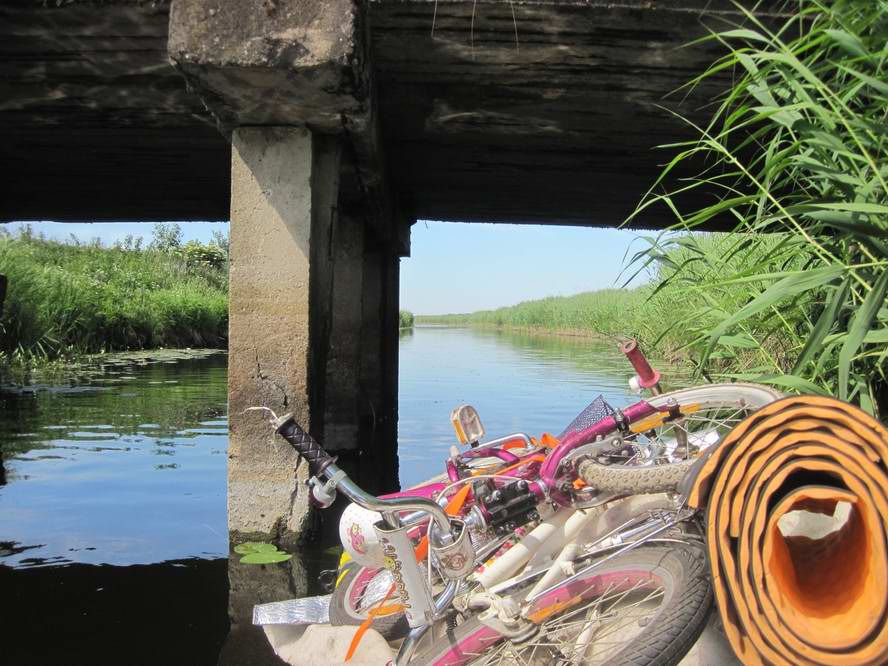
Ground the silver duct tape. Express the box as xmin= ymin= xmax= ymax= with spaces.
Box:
xmin=252 ymin=595 xmax=332 ymax=626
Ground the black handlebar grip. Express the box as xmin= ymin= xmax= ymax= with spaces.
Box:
xmin=275 ymin=415 xmax=335 ymax=477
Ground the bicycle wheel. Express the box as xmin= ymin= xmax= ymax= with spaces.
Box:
xmin=412 ymin=544 xmax=712 ymax=666
xmin=578 ymin=383 xmax=782 ymax=495
xmin=329 ymin=560 xmax=410 ymax=639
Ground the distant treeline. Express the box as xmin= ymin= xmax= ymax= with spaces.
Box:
xmin=0 ymin=224 xmax=228 ymax=365
xmin=399 ymin=310 xmax=414 ymax=329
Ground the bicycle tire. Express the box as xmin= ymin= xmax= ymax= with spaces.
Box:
xmin=412 ymin=544 xmax=713 ymax=666
xmin=578 ymin=383 xmax=782 ymax=495
xmin=328 ymin=561 xmax=410 ymax=639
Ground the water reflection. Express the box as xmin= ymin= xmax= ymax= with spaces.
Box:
xmin=0 ymin=556 xmax=230 ymax=664
xmin=0 ymin=328 xmax=685 ymax=665
xmin=397 ymin=326 xmax=684 ymax=487
xmin=0 ymin=350 xmax=228 ymax=568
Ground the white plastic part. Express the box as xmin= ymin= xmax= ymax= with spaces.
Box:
xmin=431 ymin=519 xmax=475 ymax=579
xmin=629 ymin=375 xmax=643 ymax=395
xmin=338 ymin=502 xmax=385 ymax=568
xmin=373 ymin=520 xmax=436 ymax=627
xmin=527 ymin=506 xmax=603 ymax=597
xmin=477 ymin=507 xmax=574 ymax=589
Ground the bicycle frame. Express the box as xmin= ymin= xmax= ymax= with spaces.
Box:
xmin=271 ymin=338 xmax=691 ymax=664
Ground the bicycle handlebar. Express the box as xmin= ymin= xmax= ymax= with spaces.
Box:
xmin=273 ymin=413 xmax=455 ymax=534
xmin=274 ymin=414 xmax=336 ymax=477
xmin=620 ymin=339 xmax=661 ymax=389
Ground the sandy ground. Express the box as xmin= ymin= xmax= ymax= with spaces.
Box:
xmin=679 ymin=612 xmax=741 ymax=666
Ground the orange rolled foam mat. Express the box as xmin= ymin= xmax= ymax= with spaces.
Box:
xmin=688 ymin=395 xmax=888 ymax=666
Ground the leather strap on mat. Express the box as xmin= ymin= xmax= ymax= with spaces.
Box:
xmin=687 ymin=395 xmax=888 ymax=666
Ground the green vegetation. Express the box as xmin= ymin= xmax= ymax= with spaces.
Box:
xmin=416 ymin=234 xmax=797 ymax=355
xmin=417 ymin=289 xmax=656 ymax=338
xmin=627 ymin=0 xmax=887 ymax=415
xmin=399 ymin=310 xmax=415 ymax=329
xmin=233 ymin=542 xmax=292 ymax=565
xmin=425 ymin=1 xmax=888 ymax=417
xmin=0 ymin=225 xmax=228 ymax=367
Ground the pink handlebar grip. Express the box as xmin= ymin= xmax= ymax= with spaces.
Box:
xmin=620 ymin=339 xmax=661 ymax=388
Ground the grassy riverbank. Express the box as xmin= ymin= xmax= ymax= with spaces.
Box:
xmin=418 ymin=233 xmax=804 ymax=360
xmin=417 ymin=289 xmax=662 ymax=343
xmin=0 ymin=229 xmax=228 ymax=365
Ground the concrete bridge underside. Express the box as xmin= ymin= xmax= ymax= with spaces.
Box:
xmin=2 ymin=0 xmax=770 ymax=542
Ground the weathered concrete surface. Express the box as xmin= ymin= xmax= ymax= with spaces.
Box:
xmin=217 ymin=550 xmax=310 ymax=666
xmin=227 ymin=125 xmax=400 ymax=540
xmin=227 ymin=126 xmax=334 ymax=541
xmin=168 ymin=0 xmax=366 ymax=132
xmin=323 ymin=213 xmax=366 ymax=452
xmin=2 ymin=0 xmax=786 ymax=229
xmin=0 ymin=0 xmax=229 ymax=222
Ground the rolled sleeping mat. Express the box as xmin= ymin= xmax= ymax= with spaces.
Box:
xmin=687 ymin=395 xmax=888 ymax=666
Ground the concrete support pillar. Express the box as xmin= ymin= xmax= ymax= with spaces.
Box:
xmin=323 ymin=212 xmax=365 ymax=452
xmin=357 ymin=234 xmax=401 ymax=496
xmin=227 ymin=125 xmax=402 ymax=542
xmin=227 ymin=126 xmax=341 ymax=543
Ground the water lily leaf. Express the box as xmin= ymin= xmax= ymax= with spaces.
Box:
xmin=240 ymin=551 xmax=292 ymax=565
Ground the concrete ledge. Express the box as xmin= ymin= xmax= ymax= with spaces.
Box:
xmin=169 ymin=0 xmax=368 ymax=131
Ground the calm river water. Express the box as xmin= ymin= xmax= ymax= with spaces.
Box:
xmin=0 ymin=327 xmax=670 ymax=665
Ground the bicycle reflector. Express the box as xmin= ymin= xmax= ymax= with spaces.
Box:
xmin=451 ymin=405 xmax=485 ymax=446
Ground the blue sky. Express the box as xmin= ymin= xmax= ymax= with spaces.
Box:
xmin=402 ymin=222 xmax=645 ymax=314
xmin=5 ymin=220 xmax=645 ymax=315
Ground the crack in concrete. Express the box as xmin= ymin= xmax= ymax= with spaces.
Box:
xmin=254 ymin=349 xmax=290 ymax=408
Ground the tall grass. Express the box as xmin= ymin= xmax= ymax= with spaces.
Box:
xmin=417 ymin=289 xmax=674 ymax=346
xmin=626 ymin=0 xmax=887 ymax=416
xmin=0 ymin=230 xmax=228 ymax=363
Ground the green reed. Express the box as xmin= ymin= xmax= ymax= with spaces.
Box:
xmin=0 ymin=231 xmax=228 ymax=364
xmin=624 ymin=0 xmax=887 ymax=416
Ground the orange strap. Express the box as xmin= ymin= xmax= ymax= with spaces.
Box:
xmin=540 ymin=433 xmax=561 ymax=448
xmin=344 ymin=583 xmax=397 ymax=662
xmin=346 ymin=484 xmax=472 ymax=661
xmin=480 ymin=454 xmax=546 ymax=478
xmin=414 ymin=484 xmax=471 ymax=561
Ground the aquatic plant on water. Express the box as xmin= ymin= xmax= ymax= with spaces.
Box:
xmin=234 ymin=542 xmax=292 ymax=565
xmin=626 ymin=0 xmax=888 ymax=416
